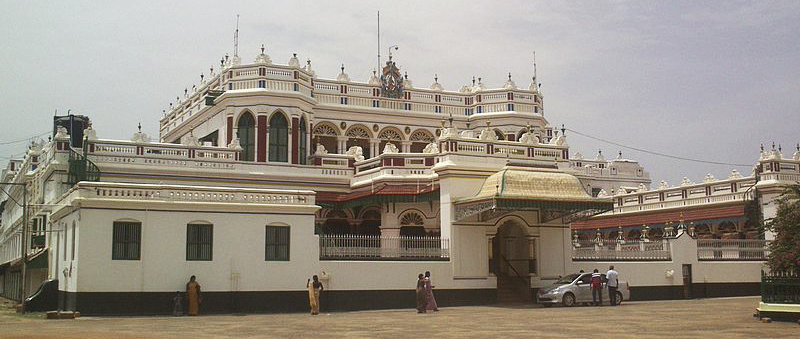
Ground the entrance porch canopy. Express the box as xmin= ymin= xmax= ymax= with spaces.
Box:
xmin=453 ymin=166 xmax=613 ymax=223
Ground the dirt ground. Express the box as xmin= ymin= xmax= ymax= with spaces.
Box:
xmin=0 ymin=296 xmax=796 ymax=338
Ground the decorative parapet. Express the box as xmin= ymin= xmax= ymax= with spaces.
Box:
xmin=603 ymin=174 xmax=756 ymax=215
xmin=437 ymin=132 xmax=568 ymax=164
xmin=60 ymin=181 xmax=317 ymax=207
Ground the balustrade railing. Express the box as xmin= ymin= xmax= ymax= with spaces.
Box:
xmin=319 ymin=235 xmax=449 ymax=260
xmin=79 ymin=182 xmax=315 ymax=205
xmin=572 ymin=239 xmax=671 ymax=261
xmin=697 ymin=239 xmax=770 ymax=261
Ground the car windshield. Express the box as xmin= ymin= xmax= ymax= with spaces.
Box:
xmin=554 ymin=274 xmax=580 ymax=284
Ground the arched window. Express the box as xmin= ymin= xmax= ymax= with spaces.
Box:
xmin=237 ymin=112 xmax=256 ymax=161
xmin=298 ymin=117 xmax=307 ymax=164
xmin=269 ymin=113 xmax=289 ymax=162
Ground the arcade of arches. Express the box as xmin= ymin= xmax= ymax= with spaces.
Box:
xmin=574 ymin=218 xmax=758 ymax=241
xmin=317 ymin=208 xmax=439 ymax=236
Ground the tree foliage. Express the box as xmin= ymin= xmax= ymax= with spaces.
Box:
xmin=766 ymin=184 xmax=800 ymax=272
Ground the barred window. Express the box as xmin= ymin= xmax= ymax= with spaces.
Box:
xmin=265 ymin=226 xmax=290 ymax=261
xmin=187 ymin=224 xmax=213 ymax=261
xmin=112 ymin=221 xmax=141 ymax=260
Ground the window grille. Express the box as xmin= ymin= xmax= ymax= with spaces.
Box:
xmin=187 ymin=224 xmax=213 ymax=261
xmin=112 ymin=221 xmax=141 ymax=260
xmin=265 ymin=226 xmax=290 ymax=261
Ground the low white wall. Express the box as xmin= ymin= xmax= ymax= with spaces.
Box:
xmin=570 ymin=233 xmax=766 ymax=287
xmin=75 ymin=209 xmax=319 ymax=293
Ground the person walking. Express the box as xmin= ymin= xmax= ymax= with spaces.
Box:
xmin=606 ymin=265 xmax=619 ymax=306
xmin=590 ymin=269 xmax=603 ymax=306
xmin=416 ymin=274 xmax=428 ymax=313
xmin=424 ymin=271 xmax=439 ymax=311
xmin=307 ymin=275 xmax=324 ymax=315
xmin=186 ymin=275 xmax=202 ymax=316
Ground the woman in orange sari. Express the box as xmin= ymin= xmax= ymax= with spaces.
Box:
xmin=307 ymin=275 xmax=324 ymax=315
xmin=186 ymin=275 xmax=201 ymax=316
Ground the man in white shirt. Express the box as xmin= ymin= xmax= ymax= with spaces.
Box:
xmin=606 ymin=265 xmax=619 ymax=306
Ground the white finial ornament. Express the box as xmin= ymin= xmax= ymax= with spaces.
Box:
xmin=255 ymin=44 xmax=272 ymax=64
xmin=305 ymin=59 xmax=316 ymax=77
xmin=288 ymin=53 xmax=300 ymax=68
xmin=503 ymin=72 xmax=517 ymax=89
xmin=430 ymin=73 xmax=443 ymax=91
xmin=337 ymin=63 xmax=350 ymax=82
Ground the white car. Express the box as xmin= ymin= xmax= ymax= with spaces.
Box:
xmin=537 ymin=272 xmax=630 ymax=307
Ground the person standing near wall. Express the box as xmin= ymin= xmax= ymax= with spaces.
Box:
xmin=606 ymin=266 xmax=619 ymax=306
xmin=424 ymin=271 xmax=439 ymax=312
xmin=186 ymin=275 xmax=202 ymax=316
xmin=591 ymin=269 xmax=603 ymax=306
xmin=307 ymin=275 xmax=324 ymax=315
xmin=416 ymin=274 xmax=427 ymax=313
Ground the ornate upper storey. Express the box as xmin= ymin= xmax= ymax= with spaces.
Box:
xmin=159 ymin=47 xmax=545 ymax=140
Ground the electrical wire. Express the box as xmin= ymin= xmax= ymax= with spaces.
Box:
xmin=0 ymin=131 xmax=50 ymax=146
xmin=565 ymin=128 xmax=752 ymax=167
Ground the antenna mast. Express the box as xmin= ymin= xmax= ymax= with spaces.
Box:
xmin=234 ymin=14 xmax=240 ymax=57
xmin=377 ymin=11 xmax=381 ymax=71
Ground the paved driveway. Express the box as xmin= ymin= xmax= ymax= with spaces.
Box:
xmin=0 ymin=296 xmax=795 ymax=338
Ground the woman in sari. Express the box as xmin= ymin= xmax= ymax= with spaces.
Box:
xmin=424 ymin=271 xmax=439 ymax=311
xmin=416 ymin=273 xmax=427 ymax=313
xmin=307 ymin=275 xmax=324 ymax=315
xmin=186 ymin=275 xmax=201 ymax=316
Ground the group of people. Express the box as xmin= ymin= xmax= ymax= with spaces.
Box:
xmin=415 ymin=271 xmax=439 ymax=313
xmin=173 ymin=275 xmax=202 ymax=316
xmin=588 ymin=265 xmax=619 ymax=306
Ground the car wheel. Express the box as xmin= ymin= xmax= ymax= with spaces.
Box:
xmin=562 ymin=293 xmax=576 ymax=307
xmin=542 ymin=303 xmax=552 ymax=308
xmin=615 ymin=291 xmax=623 ymax=305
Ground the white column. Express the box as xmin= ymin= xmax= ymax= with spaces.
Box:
xmin=401 ymin=141 xmax=412 ymax=153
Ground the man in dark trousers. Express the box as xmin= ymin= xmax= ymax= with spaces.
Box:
xmin=606 ymin=265 xmax=619 ymax=306
xmin=590 ymin=269 xmax=603 ymax=306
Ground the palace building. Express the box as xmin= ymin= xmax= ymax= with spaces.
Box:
xmin=0 ymin=46 xmax=795 ymax=314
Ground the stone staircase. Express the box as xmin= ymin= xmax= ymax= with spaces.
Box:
xmin=496 ymin=276 xmax=532 ymax=304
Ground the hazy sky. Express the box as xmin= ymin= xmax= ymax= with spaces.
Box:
xmin=1 ymin=1 xmax=798 ymax=186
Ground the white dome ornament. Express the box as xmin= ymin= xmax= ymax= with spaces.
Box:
xmin=728 ymin=169 xmax=743 ymax=180
xmin=288 ymin=53 xmax=300 ymax=68
xmin=336 ymin=64 xmax=350 ymax=82
xmin=503 ymin=72 xmax=517 ymax=90
xmin=794 ymin=143 xmax=800 ymax=161
xmin=345 ymin=146 xmax=364 ymax=161
xmin=472 ymin=77 xmax=486 ymax=93
xmin=254 ymin=45 xmax=272 ymax=64
xmin=131 ymin=123 xmax=151 ymax=143
xmin=703 ymin=173 xmax=717 ymax=183
xmin=382 ymin=142 xmax=399 ymax=154
xmin=314 ymin=143 xmax=328 ymax=155
xmin=422 ymin=143 xmax=439 ymax=154
xmin=596 ymin=189 xmax=608 ymax=198
xmin=479 ymin=121 xmax=498 ymax=141
xmin=658 ymin=180 xmax=669 ymax=190
xmin=430 ymin=74 xmax=443 ymax=91
xmin=403 ymin=72 xmax=413 ymax=89
xmin=83 ymin=122 xmax=97 ymax=141
xmin=518 ymin=123 xmax=539 ymax=145
xmin=595 ymin=149 xmax=605 ymax=162
xmin=183 ymin=130 xmax=201 ymax=147
xmin=368 ymin=69 xmax=380 ymax=86
xmin=680 ymin=177 xmax=693 ymax=186
xmin=305 ymin=59 xmax=316 ymax=77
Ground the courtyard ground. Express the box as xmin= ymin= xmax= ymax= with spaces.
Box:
xmin=0 ymin=296 xmax=795 ymax=338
